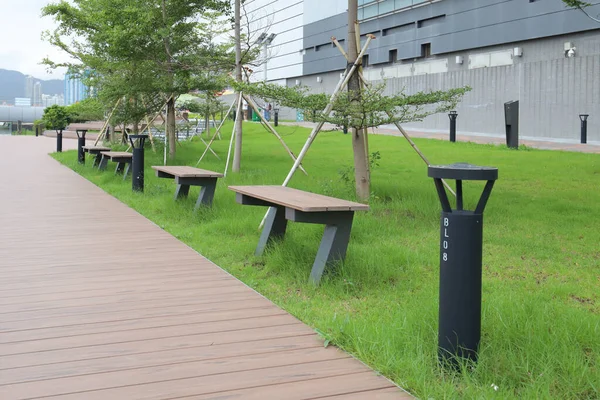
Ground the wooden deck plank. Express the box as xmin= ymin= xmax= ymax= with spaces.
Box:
xmin=187 ymin=373 xmax=407 ymax=400
xmin=0 ymin=335 xmax=324 ymax=385
xmin=1 ymin=324 xmax=314 ymax=369
xmin=0 ymin=286 xmax=252 ymax=315
xmin=0 ymin=314 xmax=302 ymax=355
xmin=0 ymin=308 xmax=288 ymax=344
xmin=1 ymin=347 xmax=350 ymax=399
xmin=0 ymin=298 xmax=277 ymax=333
xmin=21 ymin=359 xmax=372 ymax=400
xmin=0 ymin=136 xmax=409 ymax=399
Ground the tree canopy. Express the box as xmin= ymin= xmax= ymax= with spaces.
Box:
xmin=42 ymin=0 xmax=232 ymax=156
xmin=234 ymin=81 xmax=471 ymax=130
xmin=42 ymin=105 xmax=71 ymax=132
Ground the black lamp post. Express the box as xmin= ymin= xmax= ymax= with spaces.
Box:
xmin=448 ymin=111 xmax=458 ymax=142
xmin=56 ymin=130 xmax=63 ymax=152
xmin=579 ymin=114 xmax=589 ymax=144
xmin=274 ymin=106 xmax=280 ymax=127
xmin=76 ymin=130 xmax=87 ymax=164
xmin=429 ymin=162 xmax=499 ymax=367
xmin=129 ymin=134 xmax=148 ymax=192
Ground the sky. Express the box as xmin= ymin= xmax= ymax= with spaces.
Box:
xmin=0 ymin=0 xmax=70 ymax=79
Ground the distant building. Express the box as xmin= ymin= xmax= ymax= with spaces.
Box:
xmin=24 ymin=75 xmax=35 ymax=100
xmin=64 ymin=70 xmax=89 ymax=105
xmin=41 ymin=94 xmax=64 ymax=107
xmin=33 ymin=82 xmax=42 ymax=107
xmin=15 ymin=98 xmax=31 ymax=107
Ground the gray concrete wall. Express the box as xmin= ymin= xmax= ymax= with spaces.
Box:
xmin=287 ymin=29 xmax=600 ymax=141
xmin=302 ymin=0 xmax=600 ymax=76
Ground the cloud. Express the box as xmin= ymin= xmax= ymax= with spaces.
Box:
xmin=0 ymin=0 xmax=71 ymax=79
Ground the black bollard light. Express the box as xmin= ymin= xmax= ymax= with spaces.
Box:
xmin=504 ymin=101 xmax=519 ymax=149
xmin=76 ymin=130 xmax=87 ymax=164
xmin=448 ymin=111 xmax=458 ymax=142
xmin=428 ymin=162 xmax=499 ymax=366
xmin=129 ymin=134 xmax=148 ymax=192
xmin=56 ymin=131 xmax=63 ymax=152
xmin=580 ymin=114 xmax=589 ymax=144
xmin=274 ymin=106 xmax=280 ymax=127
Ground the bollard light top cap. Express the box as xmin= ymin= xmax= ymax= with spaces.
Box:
xmin=428 ymin=162 xmax=498 ymax=181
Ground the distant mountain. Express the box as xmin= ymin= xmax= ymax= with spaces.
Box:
xmin=0 ymin=69 xmax=64 ymax=105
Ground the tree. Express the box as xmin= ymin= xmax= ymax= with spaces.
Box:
xmin=233 ymin=0 xmax=243 ymax=172
xmin=42 ymin=105 xmax=71 ymax=134
xmin=66 ymin=98 xmax=105 ymax=122
xmin=562 ymin=0 xmax=600 ymax=22
xmin=346 ymin=0 xmax=369 ymax=200
xmin=42 ymin=0 xmax=231 ymax=158
xmin=233 ymin=79 xmax=470 ymax=202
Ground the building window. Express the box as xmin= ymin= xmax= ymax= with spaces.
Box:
xmin=362 ymin=54 xmax=370 ymax=67
xmin=358 ymin=0 xmax=436 ymax=20
xmin=421 ymin=43 xmax=431 ymax=58
xmin=389 ymin=49 xmax=398 ymax=63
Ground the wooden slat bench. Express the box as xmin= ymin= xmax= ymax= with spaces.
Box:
xmin=99 ymin=151 xmax=133 ymax=179
xmin=229 ymin=185 xmax=369 ymax=284
xmin=152 ymin=166 xmax=224 ymax=210
xmin=82 ymin=145 xmax=111 ymax=167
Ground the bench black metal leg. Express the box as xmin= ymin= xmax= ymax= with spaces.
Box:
xmin=194 ymin=179 xmax=217 ymax=210
xmin=255 ymin=206 xmax=287 ymax=256
xmin=93 ymin=153 xmax=103 ymax=168
xmin=175 ymin=184 xmax=190 ymax=200
xmin=115 ymin=162 xmax=125 ymax=175
xmin=309 ymin=213 xmax=354 ymax=285
xmin=98 ymin=155 xmax=109 ymax=171
xmin=123 ymin=163 xmax=131 ymax=180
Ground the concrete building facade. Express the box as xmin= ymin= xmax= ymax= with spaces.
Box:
xmin=242 ymin=0 xmax=600 ymax=141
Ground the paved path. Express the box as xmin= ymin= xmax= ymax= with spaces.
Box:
xmin=0 ymin=136 xmax=410 ymax=399
xmin=283 ymin=121 xmax=600 ymax=153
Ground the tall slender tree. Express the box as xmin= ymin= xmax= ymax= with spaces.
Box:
xmin=347 ymin=0 xmax=370 ymax=201
xmin=233 ymin=0 xmax=243 ymax=172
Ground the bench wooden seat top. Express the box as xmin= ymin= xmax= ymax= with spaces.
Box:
xmin=229 ymin=185 xmax=369 ymax=212
xmin=152 ymin=165 xmax=224 ymax=178
xmin=82 ymin=145 xmax=111 ymax=152
xmin=100 ymin=151 xmax=132 ymax=159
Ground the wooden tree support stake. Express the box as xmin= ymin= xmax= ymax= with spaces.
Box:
xmin=242 ymin=93 xmax=308 ymax=176
xmin=196 ymin=97 xmax=237 ymax=166
xmin=224 ymin=93 xmax=243 ymax=177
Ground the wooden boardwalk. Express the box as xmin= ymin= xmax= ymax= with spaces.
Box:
xmin=0 ymin=136 xmax=411 ymax=400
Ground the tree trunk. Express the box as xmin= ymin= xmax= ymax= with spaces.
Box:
xmin=133 ymin=97 xmax=139 ymax=134
xmin=347 ymin=0 xmax=370 ymax=201
xmin=233 ymin=0 xmax=243 ymax=172
xmin=167 ymin=96 xmax=176 ymax=160
xmin=161 ymin=0 xmax=176 ymax=159
xmin=205 ymin=93 xmax=211 ymax=138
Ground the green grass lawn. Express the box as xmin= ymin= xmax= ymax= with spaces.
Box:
xmin=12 ymin=129 xmax=35 ymax=136
xmin=53 ymin=122 xmax=599 ymax=399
